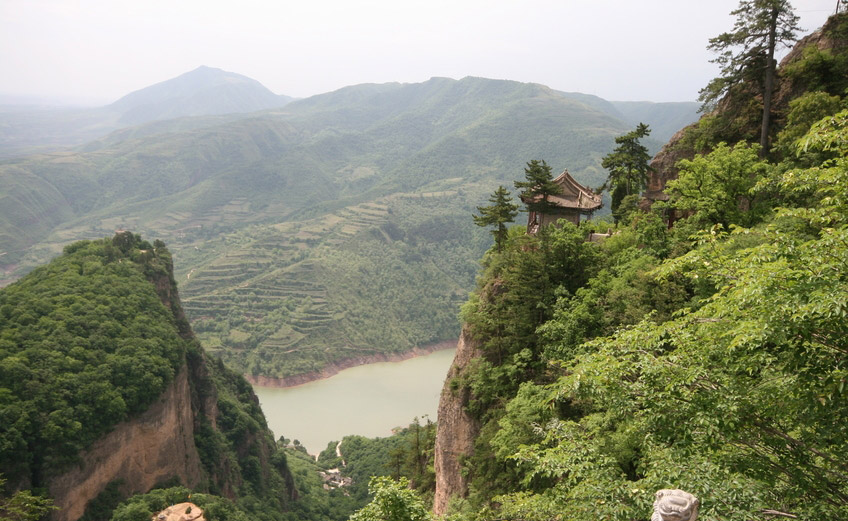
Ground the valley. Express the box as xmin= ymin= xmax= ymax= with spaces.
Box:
xmin=0 ymin=73 xmax=698 ymax=380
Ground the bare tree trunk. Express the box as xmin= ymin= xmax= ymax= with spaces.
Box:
xmin=760 ymin=6 xmax=779 ymax=156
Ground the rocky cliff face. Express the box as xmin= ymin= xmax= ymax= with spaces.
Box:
xmin=642 ymin=125 xmax=696 ymax=205
xmin=47 ymin=363 xmax=203 ymax=521
xmin=24 ymin=234 xmax=295 ymax=520
xmin=433 ymin=330 xmax=482 ymax=516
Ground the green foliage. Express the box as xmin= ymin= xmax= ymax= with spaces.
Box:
xmin=600 ymin=123 xmax=652 ymax=214
xmin=0 ymin=475 xmax=54 ymax=521
xmin=191 ymin=350 xmax=299 ymax=518
xmin=0 ymin=232 xmax=299 ymax=520
xmin=667 ymin=141 xmax=772 ymax=227
xmin=317 ymin=442 xmax=344 ymax=470
xmin=473 ymin=186 xmax=519 ymax=251
xmin=610 ymin=193 xmax=641 ymax=224
xmin=460 ymin=224 xmax=601 ymax=402
xmin=0 ymin=234 xmax=186 ymax=487
xmin=677 ymin=100 xmax=763 ymax=153
xmin=774 ymin=91 xmax=843 ymax=162
xmin=338 ymin=434 xmax=408 ymax=504
xmin=513 ymin=160 xmax=562 ymax=214
xmin=109 ymin=487 xmax=251 ymax=521
xmin=277 ymin=420 xmax=437 ymax=521
xmin=349 ymin=477 xmax=430 ymax=521
xmin=79 ymin=480 xmax=125 ymax=521
xmin=279 ymin=447 xmax=342 ymax=521
xmin=458 ymin=99 xmax=848 ymax=520
xmin=781 ymin=12 xmax=848 ymax=95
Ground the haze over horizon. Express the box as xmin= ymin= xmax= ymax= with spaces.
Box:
xmin=1 ymin=0 xmax=840 ymax=107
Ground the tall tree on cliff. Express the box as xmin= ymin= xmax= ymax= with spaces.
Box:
xmin=473 ymin=186 xmax=519 ymax=252
xmin=514 ymin=159 xmax=561 ymax=214
xmin=599 ymin=123 xmax=652 ymax=215
xmin=699 ymin=0 xmax=800 ymax=155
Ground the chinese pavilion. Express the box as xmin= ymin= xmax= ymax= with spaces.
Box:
xmin=522 ymin=169 xmax=602 ymax=234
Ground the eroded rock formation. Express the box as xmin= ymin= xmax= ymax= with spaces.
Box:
xmin=47 ymin=363 xmax=203 ymax=521
xmin=433 ymin=330 xmax=482 ymax=516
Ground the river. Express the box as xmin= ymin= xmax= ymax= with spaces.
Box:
xmin=253 ymin=348 xmax=457 ymax=454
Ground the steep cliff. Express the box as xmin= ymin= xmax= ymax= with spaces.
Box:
xmin=47 ymin=363 xmax=203 ymax=521
xmin=433 ymin=330 xmax=482 ymax=516
xmin=0 ymin=232 xmax=295 ymax=520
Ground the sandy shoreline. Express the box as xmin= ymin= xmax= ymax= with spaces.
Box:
xmin=245 ymin=339 xmax=458 ymax=389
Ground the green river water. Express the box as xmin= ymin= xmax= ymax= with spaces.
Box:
xmin=253 ymin=348 xmax=457 ymax=454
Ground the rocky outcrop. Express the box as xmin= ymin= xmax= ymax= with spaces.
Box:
xmin=47 ymin=363 xmax=203 ymax=521
xmin=154 ymin=502 xmax=205 ymax=521
xmin=642 ymin=125 xmax=697 ymax=205
xmin=433 ymin=330 xmax=482 ymax=516
xmin=773 ymin=14 xmax=847 ymax=109
xmin=5 ymin=234 xmax=297 ymax=520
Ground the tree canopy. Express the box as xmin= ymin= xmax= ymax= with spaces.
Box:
xmin=666 ymin=141 xmax=772 ymax=227
xmin=349 ymin=477 xmax=431 ymax=521
xmin=0 ymin=235 xmax=186 ymax=488
xmin=447 ymin=100 xmax=848 ymax=521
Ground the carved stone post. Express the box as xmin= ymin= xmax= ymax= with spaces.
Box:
xmin=651 ymin=489 xmax=699 ymax=521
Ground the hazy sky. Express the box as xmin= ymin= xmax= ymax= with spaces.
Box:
xmin=0 ymin=0 xmax=840 ymax=106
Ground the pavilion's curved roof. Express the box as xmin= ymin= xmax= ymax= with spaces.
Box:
xmin=522 ymin=169 xmax=603 ymax=211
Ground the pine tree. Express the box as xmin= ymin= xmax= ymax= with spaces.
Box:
xmin=600 ymin=123 xmax=652 ymax=215
xmin=699 ymin=0 xmax=800 ymax=154
xmin=473 ymin=186 xmax=519 ymax=251
xmin=514 ymin=160 xmax=562 ymax=215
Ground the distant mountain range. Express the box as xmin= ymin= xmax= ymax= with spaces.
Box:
xmin=0 ymin=66 xmax=294 ymax=157
xmin=0 ymin=70 xmax=700 ymax=379
xmin=109 ymin=65 xmax=293 ymax=125
xmin=555 ymin=91 xmax=699 ymax=142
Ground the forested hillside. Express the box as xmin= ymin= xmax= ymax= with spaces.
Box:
xmin=0 ymin=232 xmax=303 ymax=520
xmin=422 ymin=10 xmax=848 ymax=521
xmin=0 ymin=76 xmax=674 ymax=380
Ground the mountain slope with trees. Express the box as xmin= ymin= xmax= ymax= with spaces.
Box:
xmin=0 ymin=232 xmax=303 ymax=520
xmin=426 ymin=8 xmax=848 ymax=521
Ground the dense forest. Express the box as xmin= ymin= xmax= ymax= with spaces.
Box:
xmin=0 ymin=235 xmax=186 ymax=487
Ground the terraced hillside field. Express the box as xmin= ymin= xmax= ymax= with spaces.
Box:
xmin=181 ymin=193 xmax=484 ymax=379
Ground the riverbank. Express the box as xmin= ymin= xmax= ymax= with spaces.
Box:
xmin=245 ymin=339 xmax=458 ymax=388
xmin=253 ymin=347 xmax=457 ymax=452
